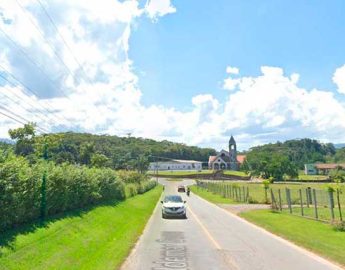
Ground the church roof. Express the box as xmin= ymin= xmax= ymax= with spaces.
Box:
xmin=237 ymin=155 xmax=246 ymax=164
xmin=208 ymin=156 xmax=217 ymax=163
xmin=229 ymin=135 xmax=236 ymax=144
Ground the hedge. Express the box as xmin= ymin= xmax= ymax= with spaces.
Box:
xmin=0 ymin=155 xmax=156 ymax=232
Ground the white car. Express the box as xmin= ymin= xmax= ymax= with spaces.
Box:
xmin=161 ymin=195 xmax=187 ymax=219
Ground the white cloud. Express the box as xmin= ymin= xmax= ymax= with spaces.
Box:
xmin=1 ymin=1 xmax=345 ymax=150
xmin=333 ymin=65 xmax=345 ymax=94
xmin=226 ymin=66 xmax=239 ymax=75
xmin=145 ymin=0 xmax=176 ymax=21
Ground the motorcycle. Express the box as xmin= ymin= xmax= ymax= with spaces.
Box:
xmin=186 ymin=189 xmax=190 ymax=196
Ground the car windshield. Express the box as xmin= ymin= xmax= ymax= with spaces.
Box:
xmin=164 ymin=195 xmax=183 ymax=203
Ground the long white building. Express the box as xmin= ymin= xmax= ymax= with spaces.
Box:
xmin=149 ymin=159 xmax=202 ymax=171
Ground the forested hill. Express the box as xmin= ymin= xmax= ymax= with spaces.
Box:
xmin=246 ymin=138 xmax=337 ymax=169
xmin=35 ymin=132 xmax=216 ymax=169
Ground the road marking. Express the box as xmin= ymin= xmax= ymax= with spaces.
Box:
xmin=188 ymin=206 xmax=221 ymax=250
xmin=188 ymin=205 xmax=239 ymax=269
xmin=194 ymin=192 xmax=344 ymax=270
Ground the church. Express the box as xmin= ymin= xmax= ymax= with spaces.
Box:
xmin=208 ymin=136 xmax=246 ymax=171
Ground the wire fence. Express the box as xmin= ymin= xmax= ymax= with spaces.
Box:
xmin=196 ymin=181 xmax=344 ymax=223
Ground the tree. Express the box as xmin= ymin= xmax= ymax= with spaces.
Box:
xmin=79 ymin=143 xmax=95 ymax=165
xmin=8 ymin=123 xmax=36 ymax=156
xmin=246 ymin=151 xmax=298 ymax=180
xmin=91 ymin=153 xmax=110 ymax=168
xmin=133 ymin=155 xmax=149 ymax=174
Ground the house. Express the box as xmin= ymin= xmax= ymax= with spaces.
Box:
xmin=208 ymin=136 xmax=246 ymax=170
xmin=149 ymin=159 xmax=202 ymax=171
xmin=304 ymin=163 xmax=345 ymax=175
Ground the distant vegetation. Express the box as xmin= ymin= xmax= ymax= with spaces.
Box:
xmin=241 ymin=138 xmax=345 ymax=181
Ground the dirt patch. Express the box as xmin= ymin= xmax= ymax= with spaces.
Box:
xmin=219 ymin=204 xmax=270 ymax=214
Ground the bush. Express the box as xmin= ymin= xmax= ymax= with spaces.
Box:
xmin=0 ymin=156 xmax=126 ymax=232
xmin=332 ymin=221 xmax=345 ymax=232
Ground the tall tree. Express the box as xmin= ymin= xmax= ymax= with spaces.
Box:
xmin=8 ymin=123 xmax=36 ymax=156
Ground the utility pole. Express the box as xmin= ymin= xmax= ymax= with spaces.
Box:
xmin=40 ymin=143 xmax=48 ymax=222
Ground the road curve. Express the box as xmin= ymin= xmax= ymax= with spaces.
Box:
xmin=121 ymin=179 xmax=342 ymax=270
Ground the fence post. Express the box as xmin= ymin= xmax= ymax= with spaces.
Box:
xmin=305 ymin=189 xmax=309 ymax=208
xmin=328 ymin=191 xmax=335 ymax=221
xmin=286 ymin=188 xmax=292 ymax=214
xmin=299 ymin=189 xmax=304 ymax=216
xmin=336 ymin=189 xmax=343 ymax=221
xmin=246 ymin=186 xmax=249 ymax=202
xmin=270 ymin=189 xmax=278 ymax=210
xmin=312 ymin=189 xmax=318 ymax=220
xmin=278 ymin=189 xmax=282 ymax=211
xmin=239 ymin=187 xmax=242 ymax=202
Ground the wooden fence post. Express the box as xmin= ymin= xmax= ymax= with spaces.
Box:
xmin=305 ymin=189 xmax=309 ymax=208
xmin=299 ymin=189 xmax=304 ymax=216
xmin=286 ymin=188 xmax=292 ymax=214
xmin=278 ymin=189 xmax=282 ymax=211
xmin=328 ymin=191 xmax=335 ymax=221
xmin=336 ymin=189 xmax=343 ymax=221
xmin=313 ymin=189 xmax=318 ymax=220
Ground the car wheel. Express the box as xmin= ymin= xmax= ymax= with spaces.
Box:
xmin=183 ymin=214 xmax=187 ymax=219
xmin=162 ymin=213 xmax=165 ymax=219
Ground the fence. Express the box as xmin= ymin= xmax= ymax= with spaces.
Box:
xmin=196 ymin=181 xmax=344 ymax=223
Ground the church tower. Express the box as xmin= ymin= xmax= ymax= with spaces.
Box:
xmin=228 ymin=135 xmax=238 ymax=170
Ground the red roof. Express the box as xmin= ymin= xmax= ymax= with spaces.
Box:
xmin=237 ymin=155 xmax=246 ymax=164
xmin=315 ymin=163 xmax=345 ymax=170
xmin=208 ymin=156 xmax=217 ymax=163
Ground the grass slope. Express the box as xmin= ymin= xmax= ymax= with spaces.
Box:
xmin=0 ymin=187 xmax=162 ymax=270
xmin=190 ymin=186 xmax=236 ymax=204
xmin=240 ymin=210 xmax=345 ymax=266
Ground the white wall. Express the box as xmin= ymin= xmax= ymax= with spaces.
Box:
xmin=149 ymin=162 xmax=202 ymax=171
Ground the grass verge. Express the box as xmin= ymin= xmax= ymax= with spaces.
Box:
xmin=0 ymin=186 xmax=162 ymax=270
xmin=240 ymin=209 xmax=345 ymax=266
xmin=190 ymin=185 xmax=236 ymax=204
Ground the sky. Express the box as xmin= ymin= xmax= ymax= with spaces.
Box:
xmin=0 ymin=0 xmax=345 ymax=151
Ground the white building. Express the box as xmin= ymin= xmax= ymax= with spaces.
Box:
xmin=149 ymin=159 xmax=202 ymax=171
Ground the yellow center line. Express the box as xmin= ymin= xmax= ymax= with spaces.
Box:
xmin=188 ymin=206 xmax=222 ymax=250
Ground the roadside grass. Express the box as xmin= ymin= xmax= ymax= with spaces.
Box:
xmin=190 ymin=185 xmax=236 ymax=204
xmin=240 ymin=209 xmax=345 ymax=266
xmin=297 ymin=171 xmax=329 ymax=181
xmin=215 ymin=182 xmax=345 ymax=204
xmin=223 ymin=170 xmax=249 ymax=177
xmin=0 ymin=186 xmax=162 ymax=270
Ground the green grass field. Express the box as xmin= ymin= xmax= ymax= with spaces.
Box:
xmin=240 ymin=210 xmax=345 ymax=266
xmin=297 ymin=170 xmax=329 ymax=181
xmin=0 ymin=187 xmax=162 ymax=270
xmin=222 ymin=170 xmax=249 ymax=177
xmin=210 ymin=181 xmax=345 ymax=205
xmin=190 ymin=185 xmax=236 ymax=204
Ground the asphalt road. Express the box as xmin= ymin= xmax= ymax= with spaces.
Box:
xmin=121 ymin=179 xmax=342 ymax=270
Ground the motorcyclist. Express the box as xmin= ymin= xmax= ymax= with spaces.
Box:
xmin=186 ymin=186 xmax=190 ymax=196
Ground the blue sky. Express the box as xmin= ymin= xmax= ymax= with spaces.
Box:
xmin=0 ymin=0 xmax=345 ymax=150
xmin=131 ymin=0 xmax=345 ymax=109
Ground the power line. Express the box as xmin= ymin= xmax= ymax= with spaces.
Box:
xmin=0 ymin=104 xmax=49 ymax=133
xmin=14 ymin=0 xmax=80 ymax=85
xmin=0 ymin=108 xmax=48 ymax=134
xmin=35 ymin=0 xmax=93 ymax=84
xmin=0 ymin=64 xmax=69 ymax=124
xmin=0 ymin=88 xmax=49 ymax=126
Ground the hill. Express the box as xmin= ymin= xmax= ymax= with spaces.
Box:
xmin=36 ymin=132 xmax=216 ymax=169
xmin=246 ymin=138 xmax=336 ymax=169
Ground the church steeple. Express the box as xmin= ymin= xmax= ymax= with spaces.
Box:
xmin=228 ymin=135 xmax=237 ymax=170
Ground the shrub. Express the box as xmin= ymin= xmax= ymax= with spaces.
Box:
xmin=332 ymin=221 xmax=345 ymax=232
